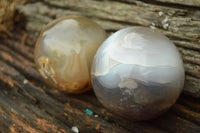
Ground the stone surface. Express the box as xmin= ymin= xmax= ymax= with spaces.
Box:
xmin=35 ymin=16 xmax=107 ymax=93
xmin=91 ymin=27 xmax=185 ymax=121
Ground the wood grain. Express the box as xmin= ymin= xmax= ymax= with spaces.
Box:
xmin=17 ymin=0 xmax=200 ymax=97
xmin=0 ymin=0 xmax=200 ymax=132
xmin=1 ymin=35 xmax=200 ymax=132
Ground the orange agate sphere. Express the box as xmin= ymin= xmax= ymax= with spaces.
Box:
xmin=34 ymin=16 xmax=107 ymax=93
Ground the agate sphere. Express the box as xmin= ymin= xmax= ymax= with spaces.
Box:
xmin=91 ymin=27 xmax=185 ymax=121
xmin=34 ymin=16 xmax=107 ymax=93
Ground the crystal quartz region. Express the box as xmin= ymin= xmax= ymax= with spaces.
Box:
xmin=91 ymin=27 xmax=185 ymax=121
xmin=34 ymin=16 xmax=107 ymax=93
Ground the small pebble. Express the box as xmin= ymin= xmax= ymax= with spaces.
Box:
xmin=150 ymin=22 xmax=157 ymax=29
xmin=150 ymin=25 xmax=157 ymax=29
xmin=71 ymin=126 xmax=79 ymax=133
xmin=151 ymin=22 xmax=155 ymax=26
xmin=23 ymin=79 xmax=28 ymax=84
xmin=158 ymin=11 xmax=164 ymax=17
xmin=94 ymin=115 xmax=99 ymax=118
xmin=162 ymin=16 xmax=170 ymax=29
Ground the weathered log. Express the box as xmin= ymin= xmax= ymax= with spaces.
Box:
xmin=1 ymin=0 xmax=200 ymax=132
xmin=16 ymin=0 xmax=200 ymax=98
xmin=153 ymin=0 xmax=200 ymax=7
xmin=1 ymin=35 xmax=200 ymax=132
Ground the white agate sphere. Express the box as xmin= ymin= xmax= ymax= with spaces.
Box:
xmin=91 ymin=27 xmax=185 ymax=121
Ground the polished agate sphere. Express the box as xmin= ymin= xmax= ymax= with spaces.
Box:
xmin=91 ymin=27 xmax=185 ymax=121
xmin=34 ymin=16 xmax=107 ymax=93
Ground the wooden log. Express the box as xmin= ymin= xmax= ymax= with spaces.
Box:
xmin=16 ymin=0 xmax=200 ymax=98
xmin=1 ymin=36 xmax=200 ymax=132
xmin=1 ymin=0 xmax=200 ymax=132
xmin=153 ymin=0 xmax=200 ymax=7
